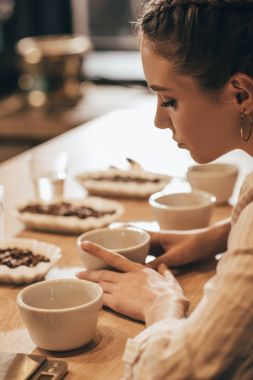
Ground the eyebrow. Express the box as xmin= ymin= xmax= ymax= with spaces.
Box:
xmin=148 ymin=84 xmax=172 ymax=92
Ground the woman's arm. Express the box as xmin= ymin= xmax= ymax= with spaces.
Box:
xmin=148 ymin=218 xmax=231 ymax=268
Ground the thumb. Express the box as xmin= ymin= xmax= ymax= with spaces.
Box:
xmin=148 ymin=231 xmax=169 ymax=244
xmin=147 ymin=249 xmax=181 ymax=269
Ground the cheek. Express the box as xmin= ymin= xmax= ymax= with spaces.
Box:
xmin=189 ymin=111 xmax=239 ymax=162
xmin=172 ymin=107 xmax=204 ymax=142
xmin=175 ymin=101 xmax=224 ymax=141
xmin=173 ymin=104 xmax=229 ymax=161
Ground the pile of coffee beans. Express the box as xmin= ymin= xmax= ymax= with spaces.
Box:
xmin=19 ymin=202 xmax=115 ymax=219
xmin=0 ymin=247 xmax=49 ymax=268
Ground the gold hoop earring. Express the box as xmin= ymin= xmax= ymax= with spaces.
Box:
xmin=240 ymin=111 xmax=253 ymax=142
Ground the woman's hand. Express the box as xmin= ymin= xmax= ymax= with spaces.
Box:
xmin=148 ymin=219 xmax=231 ymax=269
xmin=76 ymin=241 xmax=189 ymax=326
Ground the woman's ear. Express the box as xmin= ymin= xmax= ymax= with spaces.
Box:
xmin=230 ymin=73 xmax=253 ymax=113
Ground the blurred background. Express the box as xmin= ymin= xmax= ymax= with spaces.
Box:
xmin=0 ymin=0 xmax=151 ymax=163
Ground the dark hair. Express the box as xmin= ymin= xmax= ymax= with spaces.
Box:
xmin=139 ymin=0 xmax=253 ymax=92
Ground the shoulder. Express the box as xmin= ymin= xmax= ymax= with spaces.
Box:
xmin=238 ymin=172 xmax=253 ymax=198
xmin=231 ymin=172 xmax=253 ymax=225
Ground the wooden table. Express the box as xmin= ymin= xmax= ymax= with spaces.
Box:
xmin=0 ymin=99 xmax=251 ymax=379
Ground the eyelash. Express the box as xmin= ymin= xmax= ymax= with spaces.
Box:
xmin=160 ymin=99 xmax=177 ymax=109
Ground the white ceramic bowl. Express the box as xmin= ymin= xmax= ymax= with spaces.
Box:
xmin=17 ymin=278 xmax=103 ymax=351
xmin=0 ymin=237 xmax=61 ymax=284
xmin=149 ymin=190 xmax=216 ymax=230
xmin=187 ymin=163 xmax=238 ymax=204
xmin=77 ymin=227 xmax=151 ymax=270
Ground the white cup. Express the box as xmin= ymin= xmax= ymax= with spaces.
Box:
xmin=77 ymin=227 xmax=151 ymax=270
xmin=17 ymin=278 xmax=103 ymax=351
xmin=29 ymin=151 xmax=68 ymax=203
xmin=0 ymin=185 xmax=4 ymax=237
xmin=149 ymin=190 xmax=215 ymax=230
xmin=187 ymin=163 xmax=238 ymax=205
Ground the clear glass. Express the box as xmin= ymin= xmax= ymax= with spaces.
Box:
xmin=29 ymin=152 xmax=68 ymax=203
xmin=0 ymin=185 xmax=4 ymax=237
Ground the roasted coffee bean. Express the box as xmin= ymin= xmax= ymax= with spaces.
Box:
xmin=19 ymin=202 xmax=116 ymax=219
xmin=0 ymin=248 xmax=49 ymax=268
xmin=89 ymin=175 xmax=160 ymax=184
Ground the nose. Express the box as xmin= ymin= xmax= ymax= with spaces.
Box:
xmin=154 ymin=98 xmax=173 ymax=130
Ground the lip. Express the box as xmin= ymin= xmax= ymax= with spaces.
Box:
xmin=176 ymin=142 xmax=186 ymax=148
xmin=172 ymin=135 xmax=186 ymax=148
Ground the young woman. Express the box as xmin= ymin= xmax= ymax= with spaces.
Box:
xmin=77 ymin=1 xmax=253 ymax=378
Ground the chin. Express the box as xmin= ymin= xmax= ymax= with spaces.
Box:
xmin=189 ymin=143 xmax=237 ymax=164
xmin=189 ymin=150 xmax=221 ymax=164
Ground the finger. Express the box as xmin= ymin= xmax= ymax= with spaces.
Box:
xmin=158 ymin=264 xmax=183 ymax=291
xmin=145 ymin=260 xmax=178 ymax=276
xmin=157 ymin=263 xmax=173 ymax=277
xmin=76 ymin=269 xmax=121 ymax=283
xmin=80 ymin=241 xmax=143 ymax=272
xmin=146 ymin=254 xmax=169 ymax=269
xmin=148 ymin=246 xmax=186 ymax=268
xmin=98 ymin=281 xmax=115 ymax=294
xmin=149 ymin=256 xmax=179 ymax=274
xmin=102 ymin=293 xmax=117 ymax=310
xmin=148 ymin=231 xmax=168 ymax=244
xmin=149 ymin=230 xmax=189 ymax=244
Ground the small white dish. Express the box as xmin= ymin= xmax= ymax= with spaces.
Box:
xmin=149 ymin=190 xmax=216 ymax=230
xmin=17 ymin=278 xmax=103 ymax=351
xmin=187 ymin=163 xmax=238 ymax=204
xmin=16 ymin=197 xmax=124 ymax=234
xmin=0 ymin=237 xmax=61 ymax=284
xmin=76 ymin=167 xmax=171 ymax=198
xmin=77 ymin=227 xmax=151 ymax=270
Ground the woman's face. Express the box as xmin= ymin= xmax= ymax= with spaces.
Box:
xmin=141 ymin=37 xmax=241 ymax=163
